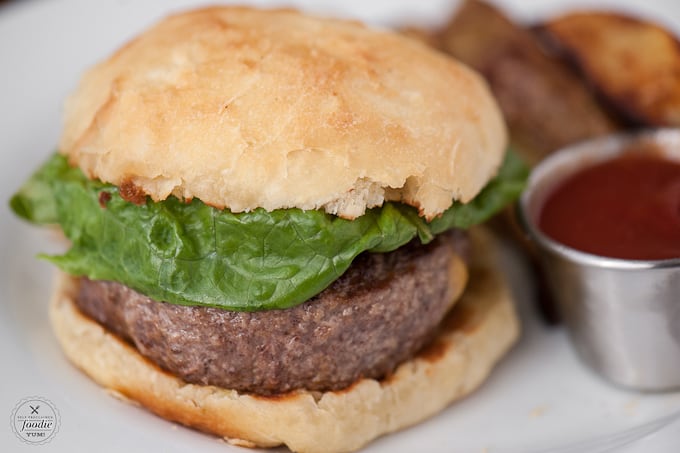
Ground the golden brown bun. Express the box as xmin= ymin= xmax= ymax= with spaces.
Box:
xmin=59 ymin=7 xmax=506 ymax=219
xmin=49 ymin=227 xmax=519 ymax=453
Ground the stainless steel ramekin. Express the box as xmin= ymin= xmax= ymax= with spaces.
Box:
xmin=518 ymin=129 xmax=680 ymax=391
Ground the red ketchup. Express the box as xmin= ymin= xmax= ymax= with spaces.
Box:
xmin=538 ymin=152 xmax=680 ymax=260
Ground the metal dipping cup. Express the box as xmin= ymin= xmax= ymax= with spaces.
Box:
xmin=518 ymin=129 xmax=680 ymax=391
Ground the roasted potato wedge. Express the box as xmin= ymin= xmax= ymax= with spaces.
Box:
xmin=540 ymin=12 xmax=680 ymax=127
xmin=436 ymin=0 xmax=618 ymax=165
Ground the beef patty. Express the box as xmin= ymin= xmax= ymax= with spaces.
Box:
xmin=75 ymin=230 xmax=469 ymax=395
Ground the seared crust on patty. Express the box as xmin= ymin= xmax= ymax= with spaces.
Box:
xmin=75 ymin=230 xmax=469 ymax=395
xmin=50 ymin=227 xmax=519 ymax=453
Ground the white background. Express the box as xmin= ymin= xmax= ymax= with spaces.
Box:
xmin=1 ymin=1 xmax=679 ymax=452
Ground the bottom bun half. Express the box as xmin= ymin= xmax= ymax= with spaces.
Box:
xmin=49 ymin=227 xmax=519 ymax=453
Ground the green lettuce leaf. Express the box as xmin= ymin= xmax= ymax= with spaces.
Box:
xmin=10 ymin=151 xmax=527 ymax=310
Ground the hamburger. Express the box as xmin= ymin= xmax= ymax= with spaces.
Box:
xmin=10 ymin=6 xmax=526 ymax=453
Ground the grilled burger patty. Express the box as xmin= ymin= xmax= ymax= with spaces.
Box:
xmin=75 ymin=231 xmax=469 ymax=395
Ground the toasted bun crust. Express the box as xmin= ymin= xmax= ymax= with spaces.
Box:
xmin=59 ymin=7 xmax=506 ymax=219
xmin=49 ymin=227 xmax=519 ymax=453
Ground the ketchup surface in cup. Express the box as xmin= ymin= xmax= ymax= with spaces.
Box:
xmin=538 ymin=150 xmax=680 ymax=260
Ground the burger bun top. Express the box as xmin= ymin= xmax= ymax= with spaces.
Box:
xmin=60 ymin=6 xmax=506 ymax=219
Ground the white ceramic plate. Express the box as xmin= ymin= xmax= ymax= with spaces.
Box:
xmin=1 ymin=1 xmax=679 ymax=452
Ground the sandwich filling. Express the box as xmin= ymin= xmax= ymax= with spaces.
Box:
xmin=11 ymin=151 xmax=524 ymax=394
